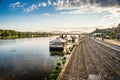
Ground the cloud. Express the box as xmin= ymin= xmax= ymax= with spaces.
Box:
xmin=38 ymin=3 xmax=41 ymax=7
xmin=24 ymin=4 xmax=37 ymax=12
xmin=56 ymin=0 xmax=120 ymax=8
xmin=41 ymin=2 xmax=47 ymax=7
xmin=23 ymin=2 xmax=48 ymax=12
xmin=10 ymin=1 xmax=48 ymax=12
xmin=52 ymin=2 xmax=57 ymax=6
xmin=9 ymin=0 xmax=120 ymax=17
xmin=103 ymin=8 xmax=120 ymax=19
xmin=10 ymin=2 xmax=24 ymax=8
xmin=44 ymin=13 xmax=51 ymax=16
xmin=48 ymin=0 xmax=52 ymax=5
xmin=55 ymin=0 xmax=120 ymax=18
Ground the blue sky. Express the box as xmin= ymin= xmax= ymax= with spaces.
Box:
xmin=0 ymin=0 xmax=120 ymax=32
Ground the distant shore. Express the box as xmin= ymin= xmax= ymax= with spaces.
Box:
xmin=0 ymin=29 xmax=56 ymax=39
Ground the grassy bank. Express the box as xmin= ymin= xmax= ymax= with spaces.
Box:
xmin=44 ymin=45 xmax=76 ymax=80
xmin=0 ymin=29 xmax=56 ymax=39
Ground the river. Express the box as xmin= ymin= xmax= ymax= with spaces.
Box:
xmin=0 ymin=37 xmax=61 ymax=80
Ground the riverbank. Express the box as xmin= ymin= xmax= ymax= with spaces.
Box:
xmin=0 ymin=29 xmax=57 ymax=39
xmin=0 ymin=35 xmax=52 ymax=39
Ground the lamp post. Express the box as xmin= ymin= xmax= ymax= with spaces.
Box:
xmin=102 ymin=33 xmax=104 ymax=41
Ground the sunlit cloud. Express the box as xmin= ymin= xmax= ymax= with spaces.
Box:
xmin=10 ymin=1 xmax=48 ymax=12
xmin=44 ymin=13 xmax=51 ymax=16
xmin=10 ymin=2 xmax=26 ymax=9
xmin=24 ymin=4 xmax=37 ymax=12
xmin=103 ymin=8 xmax=120 ymax=19
xmin=52 ymin=2 xmax=57 ymax=6
xmin=9 ymin=0 xmax=120 ymax=17
xmin=48 ymin=0 xmax=52 ymax=5
xmin=41 ymin=2 xmax=47 ymax=7
xmin=55 ymin=0 xmax=120 ymax=18
xmin=10 ymin=2 xmax=20 ymax=8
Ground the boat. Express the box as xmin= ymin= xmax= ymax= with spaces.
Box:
xmin=49 ymin=37 xmax=67 ymax=53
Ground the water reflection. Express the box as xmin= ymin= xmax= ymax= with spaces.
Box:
xmin=50 ymin=51 xmax=65 ymax=56
xmin=0 ymin=37 xmax=61 ymax=80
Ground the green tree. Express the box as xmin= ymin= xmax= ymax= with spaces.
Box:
xmin=109 ymin=32 xmax=116 ymax=39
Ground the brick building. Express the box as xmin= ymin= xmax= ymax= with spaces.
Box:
xmin=114 ymin=24 xmax=120 ymax=33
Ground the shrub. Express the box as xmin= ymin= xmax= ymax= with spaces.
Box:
xmin=109 ymin=32 xmax=116 ymax=39
xmin=44 ymin=77 xmax=48 ymax=80
xmin=70 ymin=45 xmax=75 ymax=51
xmin=49 ymin=73 xmax=59 ymax=80
xmin=66 ymin=52 xmax=70 ymax=54
xmin=55 ymin=65 xmax=60 ymax=70
xmin=63 ymin=57 xmax=66 ymax=60
xmin=56 ymin=62 xmax=61 ymax=66
xmin=62 ymin=60 xmax=66 ymax=64
xmin=52 ymin=70 xmax=59 ymax=74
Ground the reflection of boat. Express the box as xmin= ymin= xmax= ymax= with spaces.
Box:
xmin=50 ymin=51 xmax=64 ymax=56
xmin=49 ymin=37 xmax=67 ymax=54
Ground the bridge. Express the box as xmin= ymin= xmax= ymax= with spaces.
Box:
xmin=49 ymin=31 xmax=84 ymax=35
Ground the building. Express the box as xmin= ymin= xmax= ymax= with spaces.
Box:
xmin=114 ymin=24 xmax=120 ymax=33
xmin=114 ymin=24 xmax=120 ymax=40
xmin=49 ymin=37 xmax=67 ymax=52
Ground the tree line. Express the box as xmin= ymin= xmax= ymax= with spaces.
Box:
xmin=92 ymin=27 xmax=119 ymax=40
xmin=0 ymin=29 xmax=53 ymax=39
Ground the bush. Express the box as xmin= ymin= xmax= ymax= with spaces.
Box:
xmin=52 ymin=70 xmax=59 ymax=74
xmin=49 ymin=73 xmax=59 ymax=80
xmin=70 ymin=45 xmax=75 ymax=51
xmin=44 ymin=77 xmax=48 ymax=80
xmin=48 ymin=57 xmax=67 ymax=80
xmin=66 ymin=52 xmax=70 ymax=54
xmin=109 ymin=32 xmax=116 ymax=39
xmin=55 ymin=65 xmax=60 ymax=70
xmin=62 ymin=60 xmax=66 ymax=64
xmin=63 ymin=57 xmax=66 ymax=60
xmin=56 ymin=62 xmax=61 ymax=66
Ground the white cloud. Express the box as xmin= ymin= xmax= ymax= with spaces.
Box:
xmin=38 ymin=3 xmax=41 ymax=7
xmin=103 ymin=8 xmax=120 ymax=19
xmin=52 ymin=2 xmax=57 ymax=6
xmin=9 ymin=0 xmax=120 ymax=16
xmin=10 ymin=2 xmax=21 ymax=8
xmin=10 ymin=2 xmax=28 ymax=9
xmin=10 ymin=1 xmax=48 ymax=13
xmin=48 ymin=0 xmax=52 ymax=5
xmin=23 ymin=2 xmax=48 ymax=12
xmin=41 ymin=2 xmax=47 ymax=7
xmin=55 ymin=0 xmax=120 ymax=18
xmin=44 ymin=13 xmax=51 ymax=16
xmin=24 ymin=4 xmax=37 ymax=12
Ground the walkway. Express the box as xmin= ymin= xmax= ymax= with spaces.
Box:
xmin=96 ymin=38 xmax=120 ymax=46
xmin=57 ymin=38 xmax=120 ymax=80
xmin=93 ymin=38 xmax=120 ymax=52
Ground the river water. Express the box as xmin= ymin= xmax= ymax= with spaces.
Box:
xmin=0 ymin=37 xmax=61 ymax=80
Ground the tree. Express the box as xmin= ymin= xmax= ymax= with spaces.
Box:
xmin=109 ymin=32 xmax=116 ymax=39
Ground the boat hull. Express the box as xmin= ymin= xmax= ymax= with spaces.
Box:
xmin=49 ymin=47 xmax=64 ymax=51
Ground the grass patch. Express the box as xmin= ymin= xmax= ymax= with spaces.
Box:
xmin=70 ymin=45 xmax=75 ymax=52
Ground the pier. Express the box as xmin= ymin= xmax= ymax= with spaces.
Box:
xmin=57 ymin=37 xmax=120 ymax=80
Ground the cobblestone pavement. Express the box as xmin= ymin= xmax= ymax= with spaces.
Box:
xmin=57 ymin=38 xmax=120 ymax=80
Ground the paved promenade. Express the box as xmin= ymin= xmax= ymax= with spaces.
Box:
xmin=57 ymin=38 xmax=120 ymax=80
xmin=96 ymin=38 xmax=120 ymax=46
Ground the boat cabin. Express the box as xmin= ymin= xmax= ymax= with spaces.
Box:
xmin=49 ymin=37 xmax=67 ymax=52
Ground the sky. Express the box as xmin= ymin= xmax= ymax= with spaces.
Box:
xmin=0 ymin=0 xmax=120 ymax=32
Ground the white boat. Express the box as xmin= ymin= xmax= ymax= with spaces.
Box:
xmin=49 ymin=37 xmax=67 ymax=52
